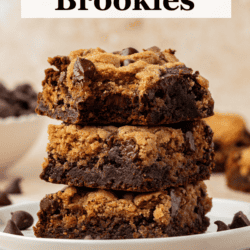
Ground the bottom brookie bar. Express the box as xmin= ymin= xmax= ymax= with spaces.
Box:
xmin=33 ymin=181 xmax=212 ymax=239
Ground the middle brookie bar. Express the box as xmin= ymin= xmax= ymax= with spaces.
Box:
xmin=41 ymin=120 xmax=214 ymax=192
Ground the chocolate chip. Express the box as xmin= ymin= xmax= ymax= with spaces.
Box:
xmin=0 ymin=82 xmax=8 ymax=98
xmin=11 ymin=211 xmax=34 ymax=230
xmin=214 ymin=221 xmax=230 ymax=231
xmin=40 ymin=197 xmax=59 ymax=213
xmin=3 ymin=220 xmax=23 ymax=236
xmin=146 ymin=46 xmax=161 ymax=53
xmin=112 ymin=51 xmax=120 ymax=55
xmin=5 ymin=178 xmax=22 ymax=194
xmin=73 ymin=57 xmax=96 ymax=82
xmin=0 ymin=100 xmax=13 ymax=118
xmin=229 ymin=211 xmax=250 ymax=229
xmin=84 ymin=235 xmax=93 ymax=240
xmin=120 ymin=47 xmax=139 ymax=56
xmin=14 ymin=84 xmax=34 ymax=95
xmin=122 ymin=59 xmax=135 ymax=67
xmin=0 ymin=192 xmax=12 ymax=206
xmin=170 ymin=190 xmax=181 ymax=217
xmin=186 ymin=131 xmax=196 ymax=152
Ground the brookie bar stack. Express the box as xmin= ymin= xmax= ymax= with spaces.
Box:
xmin=34 ymin=47 xmax=214 ymax=239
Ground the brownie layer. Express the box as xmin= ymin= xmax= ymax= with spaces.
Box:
xmin=36 ymin=47 xmax=214 ymax=125
xmin=205 ymin=112 xmax=250 ymax=172
xmin=33 ymin=182 xmax=212 ymax=239
xmin=41 ymin=120 xmax=214 ymax=192
xmin=226 ymin=148 xmax=250 ymax=192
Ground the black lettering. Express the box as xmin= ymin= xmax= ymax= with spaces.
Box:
xmin=153 ymin=0 xmax=161 ymax=10
xmin=163 ymin=0 xmax=179 ymax=11
xmin=55 ymin=0 xmax=76 ymax=10
xmin=181 ymin=0 xmax=194 ymax=10
xmin=79 ymin=0 xmax=88 ymax=10
xmin=95 ymin=0 xmax=112 ymax=10
xmin=133 ymin=0 xmax=152 ymax=10
xmin=114 ymin=0 xmax=131 ymax=10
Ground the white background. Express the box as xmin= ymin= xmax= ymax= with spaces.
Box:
xmin=21 ymin=0 xmax=231 ymax=18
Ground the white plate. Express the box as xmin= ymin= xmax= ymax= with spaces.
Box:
xmin=0 ymin=198 xmax=249 ymax=250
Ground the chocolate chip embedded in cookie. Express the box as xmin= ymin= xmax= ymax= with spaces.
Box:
xmin=33 ymin=182 xmax=212 ymax=239
xmin=36 ymin=47 xmax=214 ymax=125
xmin=40 ymin=120 xmax=214 ymax=192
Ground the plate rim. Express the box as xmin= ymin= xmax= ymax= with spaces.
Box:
xmin=0 ymin=198 xmax=249 ymax=245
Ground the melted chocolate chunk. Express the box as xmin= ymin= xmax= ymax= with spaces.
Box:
xmin=120 ymin=47 xmax=139 ymax=56
xmin=73 ymin=57 xmax=96 ymax=82
xmin=186 ymin=131 xmax=196 ymax=152
xmin=0 ymin=192 xmax=12 ymax=206
xmin=123 ymin=59 xmax=135 ymax=67
xmin=229 ymin=211 xmax=250 ymax=229
xmin=5 ymin=178 xmax=22 ymax=194
xmin=11 ymin=211 xmax=34 ymax=230
xmin=3 ymin=220 xmax=23 ymax=236
xmin=214 ymin=221 xmax=229 ymax=231
xmin=170 ymin=190 xmax=181 ymax=217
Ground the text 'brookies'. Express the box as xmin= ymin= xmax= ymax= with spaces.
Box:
xmin=55 ymin=0 xmax=195 ymax=11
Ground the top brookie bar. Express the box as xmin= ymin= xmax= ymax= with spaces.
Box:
xmin=36 ymin=47 xmax=214 ymax=125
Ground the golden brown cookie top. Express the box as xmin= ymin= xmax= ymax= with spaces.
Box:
xmin=45 ymin=47 xmax=209 ymax=100
xmin=205 ymin=112 xmax=246 ymax=146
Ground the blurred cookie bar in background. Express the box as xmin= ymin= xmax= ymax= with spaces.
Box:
xmin=205 ymin=112 xmax=250 ymax=172
xmin=226 ymin=147 xmax=250 ymax=192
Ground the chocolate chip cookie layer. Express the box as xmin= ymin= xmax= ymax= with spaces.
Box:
xmin=33 ymin=182 xmax=212 ymax=239
xmin=40 ymin=120 xmax=214 ymax=192
xmin=36 ymin=47 xmax=214 ymax=125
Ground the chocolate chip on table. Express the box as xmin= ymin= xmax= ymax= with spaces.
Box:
xmin=4 ymin=178 xmax=22 ymax=194
xmin=120 ymin=47 xmax=139 ymax=56
xmin=229 ymin=211 xmax=250 ymax=229
xmin=73 ymin=57 xmax=96 ymax=82
xmin=0 ymin=192 xmax=12 ymax=206
xmin=122 ymin=59 xmax=136 ymax=67
xmin=214 ymin=221 xmax=230 ymax=232
xmin=11 ymin=211 xmax=34 ymax=230
xmin=3 ymin=220 xmax=23 ymax=236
